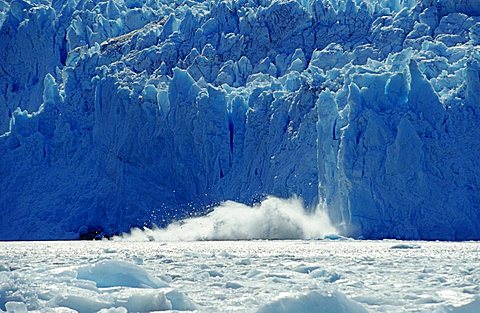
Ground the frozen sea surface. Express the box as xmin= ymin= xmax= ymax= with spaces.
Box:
xmin=0 ymin=240 xmax=479 ymax=312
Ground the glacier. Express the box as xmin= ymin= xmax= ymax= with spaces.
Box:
xmin=0 ymin=0 xmax=479 ymax=240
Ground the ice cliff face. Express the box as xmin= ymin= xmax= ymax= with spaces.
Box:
xmin=0 ymin=0 xmax=479 ymax=240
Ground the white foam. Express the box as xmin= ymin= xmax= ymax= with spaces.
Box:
xmin=113 ymin=196 xmax=337 ymax=241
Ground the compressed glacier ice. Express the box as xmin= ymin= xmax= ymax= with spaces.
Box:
xmin=0 ymin=0 xmax=479 ymax=240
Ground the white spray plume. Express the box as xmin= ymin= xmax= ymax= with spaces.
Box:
xmin=113 ymin=196 xmax=337 ymax=241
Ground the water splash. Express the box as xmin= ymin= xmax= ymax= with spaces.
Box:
xmin=113 ymin=196 xmax=337 ymax=241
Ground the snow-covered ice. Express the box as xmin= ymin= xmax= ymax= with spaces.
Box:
xmin=1 ymin=0 xmax=480 ymax=240
xmin=0 ymin=240 xmax=479 ymax=312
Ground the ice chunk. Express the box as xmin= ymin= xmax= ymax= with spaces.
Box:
xmin=292 ymin=265 xmax=321 ymax=274
xmin=5 ymin=302 xmax=27 ymax=313
xmin=225 ymin=282 xmax=243 ymax=289
xmin=323 ymin=234 xmax=352 ymax=241
xmin=113 ymin=290 xmax=172 ymax=312
xmin=389 ymin=243 xmax=421 ymax=249
xmin=76 ymin=260 xmax=168 ymax=288
xmin=438 ymin=297 xmax=480 ymax=313
xmin=256 ymin=290 xmax=369 ymax=313
xmin=48 ymin=288 xmax=197 ymax=313
xmin=163 ymin=288 xmax=197 ymax=311
xmin=49 ymin=294 xmax=112 ymax=313
xmin=98 ymin=308 xmax=127 ymax=313
xmin=308 ymin=269 xmax=342 ymax=283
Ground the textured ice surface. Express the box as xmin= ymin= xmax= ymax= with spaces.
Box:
xmin=0 ymin=0 xmax=480 ymax=240
xmin=0 ymin=240 xmax=479 ymax=312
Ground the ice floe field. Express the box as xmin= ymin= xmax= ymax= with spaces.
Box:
xmin=1 ymin=240 xmax=479 ymax=313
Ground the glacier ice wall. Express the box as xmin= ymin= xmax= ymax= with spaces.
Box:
xmin=0 ymin=0 xmax=479 ymax=240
